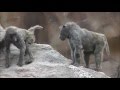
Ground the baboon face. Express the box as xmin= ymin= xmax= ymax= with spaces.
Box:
xmin=59 ymin=25 xmax=69 ymax=41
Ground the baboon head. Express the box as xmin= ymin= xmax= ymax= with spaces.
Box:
xmin=59 ymin=22 xmax=78 ymax=41
xmin=59 ymin=24 xmax=70 ymax=41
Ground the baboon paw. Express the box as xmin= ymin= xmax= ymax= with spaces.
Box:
xmin=73 ymin=63 xmax=80 ymax=67
xmin=70 ymin=62 xmax=75 ymax=65
xmin=25 ymin=60 xmax=33 ymax=64
xmin=85 ymin=66 xmax=89 ymax=68
xmin=94 ymin=68 xmax=101 ymax=72
xmin=70 ymin=62 xmax=80 ymax=67
xmin=17 ymin=63 xmax=23 ymax=67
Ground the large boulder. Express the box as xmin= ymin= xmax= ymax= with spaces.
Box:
xmin=0 ymin=44 xmax=109 ymax=78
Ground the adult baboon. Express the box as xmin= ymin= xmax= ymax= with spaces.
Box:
xmin=4 ymin=25 xmax=43 ymax=68
xmin=59 ymin=22 xmax=110 ymax=71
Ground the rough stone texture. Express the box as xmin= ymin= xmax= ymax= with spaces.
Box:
xmin=0 ymin=44 xmax=109 ymax=78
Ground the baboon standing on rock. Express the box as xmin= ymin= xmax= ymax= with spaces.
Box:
xmin=4 ymin=25 xmax=43 ymax=68
xmin=59 ymin=22 xmax=110 ymax=71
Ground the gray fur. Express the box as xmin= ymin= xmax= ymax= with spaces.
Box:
xmin=0 ymin=24 xmax=5 ymax=42
xmin=59 ymin=22 xmax=110 ymax=71
xmin=0 ymin=24 xmax=6 ymax=53
xmin=4 ymin=25 xmax=43 ymax=68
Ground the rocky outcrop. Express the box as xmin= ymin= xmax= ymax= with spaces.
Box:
xmin=0 ymin=44 xmax=109 ymax=78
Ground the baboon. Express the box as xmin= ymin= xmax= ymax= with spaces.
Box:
xmin=0 ymin=24 xmax=5 ymax=53
xmin=4 ymin=25 xmax=43 ymax=68
xmin=59 ymin=22 xmax=110 ymax=71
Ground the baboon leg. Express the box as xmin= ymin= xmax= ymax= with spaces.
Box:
xmin=94 ymin=51 xmax=103 ymax=71
xmin=74 ymin=52 xmax=80 ymax=66
xmin=25 ymin=44 xmax=34 ymax=64
xmin=94 ymin=44 xmax=104 ymax=71
xmin=69 ymin=42 xmax=75 ymax=65
xmin=24 ymin=45 xmax=30 ymax=56
xmin=71 ymin=50 xmax=75 ymax=65
xmin=73 ymin=48 xmax=82 ymax=66
xmin=17 ymin=47 xmax=26 ymax=67
xmin=84 ymin=53 xmax=90 ymax=68
xmin=80 ymin=49 xmax=84 ymax=64
xmin=25 ymin=49 xmax=28 ymax=56
xmin=5 ymin=42 xmax=11 ymax=68
xmin=94 ymin=53 xmax=101 ymax=71
xmin=117 ymin=65 xmax=120 ymax=78
xmin=13 ymin=41 xmax=26 ymax=67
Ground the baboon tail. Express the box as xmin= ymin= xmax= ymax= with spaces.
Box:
xmin=0 ymin=24 xmax=4 ymax=30
xmin=28 ymin=25 xmax=43 ymax=32
xmin=104 ymin=36 xmax=110 ymax=56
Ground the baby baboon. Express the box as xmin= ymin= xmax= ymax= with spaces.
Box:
xmin=59 ymin=22 xmax=110 ymax=71
xmin=4 ymin=25 xmax=43 ymax=68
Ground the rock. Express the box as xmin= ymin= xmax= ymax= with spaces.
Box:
xmin=0 ymin=44 xmax=110 ymax=78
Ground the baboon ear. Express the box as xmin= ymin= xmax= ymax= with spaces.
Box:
xmin=59 ymin=25 xmax=66 ymax=30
